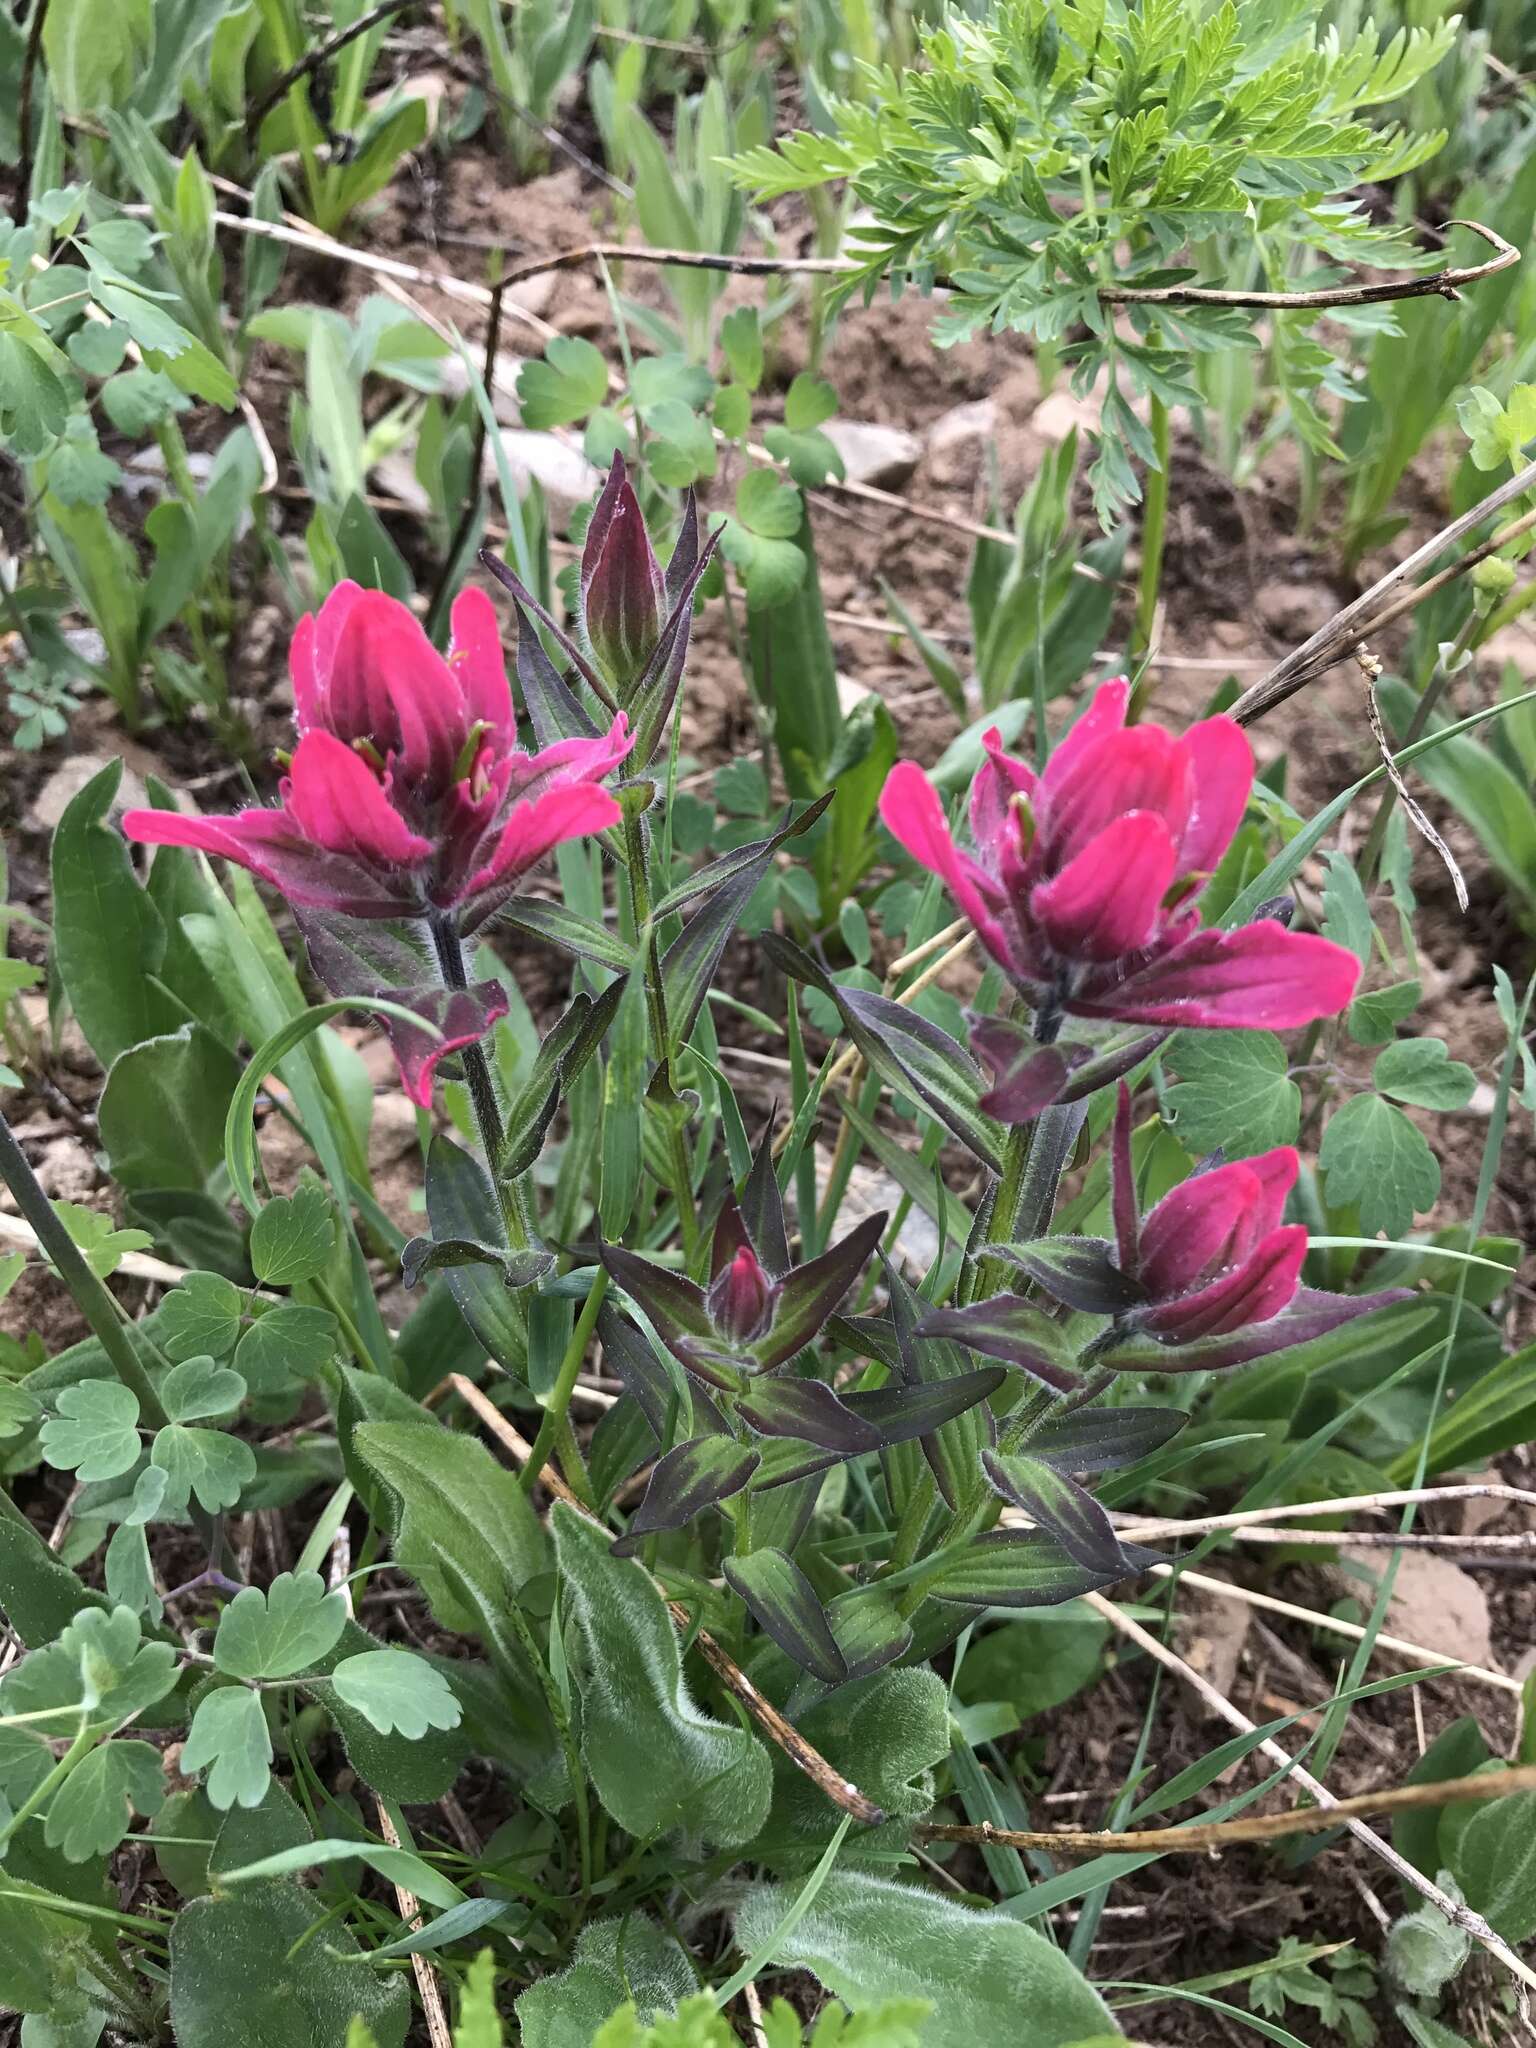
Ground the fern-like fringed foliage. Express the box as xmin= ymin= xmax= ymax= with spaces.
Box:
xmin=729 ymin=0 xmax=1457 ymax=522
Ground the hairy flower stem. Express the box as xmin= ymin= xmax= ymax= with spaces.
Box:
xmin=428 ymin=914 xmax=527 ymax=1252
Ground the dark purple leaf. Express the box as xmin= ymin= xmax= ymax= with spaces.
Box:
xmin=663 ymin=488 xmax=702 ymax=609
xmin=762 ymin=935 xmax=1005 ymax=1171
xmin=736 ymin=1377 xmax=882 ymax=1454
xmin=599 ymin=1243 xmax=726 ymax=1383
xmin=1099 ymin=1286 xmax=1415 ymax=1376
xmin=724 ymin=1548 xmax=847 ymax=1684
xmin=1028 ymin=1406 xmax=1188 ymax=1473
xmin=479 ymin=556 xmax=609 ymax=711
xmin=842 ymin=1368 xmax=1005 ymax=1446
xmin=929 ymin=1529 xmax=1164 ymax=1609
xmin=710 ymin=1192 xmax=751 ymax=1280
xmin=753 ymin=1211 xmax=886 ymax=1372
xmin=652 ymin=796 xmax=833 ymax=924
xmin=987 ymin=1236 xmax=1144 ymax=1315
xmin=297 ymin=911 xmax=509 ymax=1108
xmin=916 ymin=1297 xmax=1079 ymax=1392
xmin=970 ymin=1020 xmax=1167 ymax=1123
xmin=598 ymin=1303 xmax=727 ymax=1444
xmin=629 ymin=522 xmax=724 ymax=767
xmin=981 ymin=1449 xmax=1126 ymax=1574
xmin=826 ymin=1312 xmax=901 ymax=1374
xmin=611 ymin=1435 xmax=759 ymax=1554
xmin=748 ymin=1437 xmax=841 ymax=1491
xmin=739 ymin=1118 xmax=791 ymax=1280
xmin=494 ymin=896 xmax=635 ymax=974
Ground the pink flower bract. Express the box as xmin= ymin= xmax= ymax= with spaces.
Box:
xmin=124 ymin=582 xmax=633 ymax=927
xmin=879 ymin=678 xmax=1360 ymax=1031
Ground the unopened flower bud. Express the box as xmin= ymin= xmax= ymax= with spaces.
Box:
xmin=580 ymin=455 xmax=665 ymax=697
xmin=708 ymin=1245 xmax=774 ymax=1343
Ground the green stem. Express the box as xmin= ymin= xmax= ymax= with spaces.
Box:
xmin=0 ymin=1721 xmax=93 ymax=1856
xmin=0 ymin=1112 xmax=167 ymax=1428
xmin=519 ymin=1270 xmax=606 ymax=1503
xmin=1132 ymin=391 xmax=1171 ymax=667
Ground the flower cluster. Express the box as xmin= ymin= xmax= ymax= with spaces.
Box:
xmin=879 ymin=678 xmax=1360 ymax=1038
xmin=125 ymin=581 xmax=632 ymax=931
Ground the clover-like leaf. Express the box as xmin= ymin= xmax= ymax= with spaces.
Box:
xmin=159 ymin=1271 xmax=244 ymax=1361
xmin=328 ymin=1650 xmax=463 ymax=1739
xmin=249 ymin=1179 xmax=335 ymax=1287
xmin=48 ymin=1606 xmax=177 ymax=1724
xmin=49 ymin=1201 xmax=153 ymax=1279
xmin=151 ymin=1425 xmax=257 ymax=1514
xmin=517 ymin=336 xmax=608 ymax=429
xmin=44 ymin=1737 xmax=164 ymax=1861
xmin=1320 ymin=1094 xmax=1440 ymax=1239
xmin=214 ymin=1571 xmax=348 ymax=1681
xmin=40 ymin=1381 xmax=142 ymax=1482
xmin=1374 ymin=1037 xmax=1477 ymax=1112
xmin=161 ymin=1356 xmax=247 ymax=1424
xmin=182 ymin=1685 xmax=272 ymax=1811
xmin=232 ymin=1303 xmax=338 ymax=1395
xmin=1163 ymin=1029 xmax=1301 ymax=1159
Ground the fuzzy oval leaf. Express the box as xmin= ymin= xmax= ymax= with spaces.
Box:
xmin=552 ymin=1503 xmax=773 ymax=1845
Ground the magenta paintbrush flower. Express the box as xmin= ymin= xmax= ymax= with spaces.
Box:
xmin=123 ymin=581 xmax=633 ymax=929
xmin=879 ymin=678 xmax=1360 ymax=1034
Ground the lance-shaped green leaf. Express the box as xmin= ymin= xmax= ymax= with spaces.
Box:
xmin=825 ymin=1584 xmax=913 ymax=1682
xmin=724 ymin=1548 xmax=847 ymax=1684
xmin=735 ymin=1377 xmax=882 ymax=1454
xmin=985 ymin=1236 xmax=1143 ymax=1315
xmin=750 ymin=1210 xmax=886 ymax=1371
xmin=763 ymin=935 xmax=1004 ymax=1170
xmin=981 ymin=1450 xmax=1127 ymax=1575
xmin=916 ymin=1296 xmax=1080 ymax=1392
xmin=613 ymin=1435 xmax=760 ymax=1555
xmin=652 ymin=793 xmax=832 ymax=924
xmin=841 ymin=1368 xmax=1007 ymax=1445
xmin=928 ymin=1528 xmax=1162 ymax=1609
xmin=423 ymin=1136 xmax=524 ymax=1377
xmin=1027 ymin=1406 xmax=1187 ymax=1473
xmin=495 ymin=894 xmax=636 ymax=974
xmin=399 ymin=1236 xmax=552 ymax=1292
xmin=500 ymin=980 xmax=628 ymax=1179
xmin=1096 ymin=1285 xmax=1414 ymax=1376
xmin=887 ymin=1257 xmax=995 ymax=1511
xmin=662 ymin=798 xmax=833 ymax=1047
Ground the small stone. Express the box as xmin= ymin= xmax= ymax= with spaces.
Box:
xmin=35 ymin=1135 xmax=98 ymax=1204
xmin=492 ymin=430 xmax=601 ymax=522
xmin=34 ymin=754 xmax=147 ymax=832
xmin=1337 ymin=1549 xmax=1494 ymax=1671
xmin=822 ymin=419 xmax=923 ymax=491
xmin=1180 ymin=1576 xmax=1251 ymax=1702
xmin=371 ymin=453 xmax=432 ymax=520
xmin=927 ymin=398 xmax=999 ymax=454
xmin=506 ymin=273 xmax=557 ymax=319
xmin=1255 ymin=579 xmax=1338 ymax=643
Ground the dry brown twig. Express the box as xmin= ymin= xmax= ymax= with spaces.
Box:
xmin=374 ymin=1795 xmax=453 ymax=2048
xmin=1080 ymin=1590 xmax=1536 ymax=2019
xmin=915 ymin=1758 xmax=1536 ymax=1856
xmin=443 ymin=1374 xmax=886 ymax=1827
